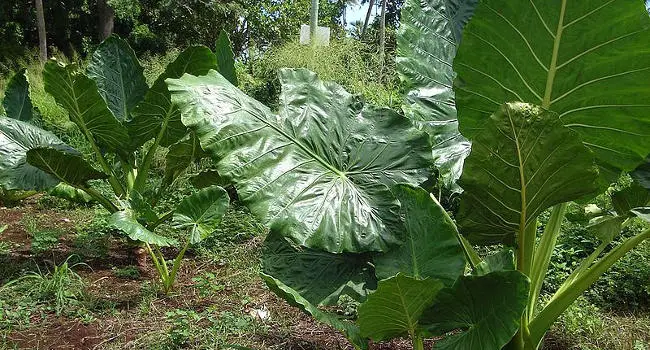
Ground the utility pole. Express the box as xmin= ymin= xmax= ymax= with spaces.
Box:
xmin=310 ymin=0 xmax=319 ymax=38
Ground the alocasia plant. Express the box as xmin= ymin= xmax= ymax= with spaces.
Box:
xmin=0 ymin=31 xmax=238 ymax=292
xmin=398 ymin=0 xmax=650 ymax=348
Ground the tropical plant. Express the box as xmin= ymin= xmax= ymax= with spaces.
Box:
xmin=168 ymin=65 xmax=531 ymax=349
xmin=397 ymin=0 xmax=650 ymax=349
xmin=0 ymin=31 xmax=238 ymax=293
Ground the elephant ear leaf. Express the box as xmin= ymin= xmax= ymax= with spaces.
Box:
xmin=457 ymin=103 xmax=599 ymax=245
xmin=374 ymin=184 xmax=465 ymax=286
xmin=454 ymin=0 xmax=650 ymax=179
xmin=128 ymin=46 xmax=218 ymax=148
xmin=215 ymin=30 xmax=238 ymax=86
xmin=168 ymin=68 xmax=431 ymax=253
xmin=43 ymin=60 xmax=129 ymax=151
xmin=172 ymin=185 xmax=230 ymax=244
xmin=109 ymin=210 xmax=176 ymax=247
xmin=397 ymin=0 xmax=477 ymax=192
xmin=419 ymin=271 xmax=530 ymax=350
xmin=86 ymin=35 xmax=148 ymax=121
xmin=0 ymin=118 xmax=67 ymax=191
xmin=27 ymin=146 xmax=107 ymax=185
xmin=3 ymin=68 xmax=33 ymax=122
xmin=260 ymin=273 xmax=368 ymax=350
xmin=357 ymin=274 xmax=444 ymax=342
xmin=262 ymin=230 xmax=377 ymax=306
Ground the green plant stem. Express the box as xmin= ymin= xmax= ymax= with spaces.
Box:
xmin=134 ymin=109 xmax=171 ymax=192
xmin=555 ymin=239 xmax=608 ymax=295
xmin=145 ymin=242 xmax=165 ymax=283
xmin=79 ymin=186 xmax=118 ymax=213
xmin=167 ymin=239 xmax=191 ymax=292
xmin=149 ymin=210 xmax=174 ymax=230
xmin=413 ymin=335 xmax=424 ymax=350
xmin=528 ymin=203 xmax=567 ymax=319
xmin=528 ymin=227 xmax=650 ymax=346
xmin=85 ymin=133 xmax=125 ymax=197
xmin=458 ymin=232 xmax=481 ymax=271
xmin=519 ymin=221 xmax=537 ymax=276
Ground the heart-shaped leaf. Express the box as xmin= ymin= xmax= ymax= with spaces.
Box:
xmin=454 ymin=0 xmax=650 ymax=177
xmin=3 ymin=68 xmax=33 ymax=122
xmin=27 ymin=146 xmax=107 ymax=185
xmin=109 ymin=210 xmax=176 ymax=247
xmin=168 ymin=68 xmax=431 ymax=253
xmin=173 ymin=185 xmax=230 ymax=244
xmin=457 ymin=103 xmax=599 ymax=245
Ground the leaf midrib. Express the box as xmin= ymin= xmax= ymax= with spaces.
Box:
xmin=542 ymin=0 xmax=567 ymax=108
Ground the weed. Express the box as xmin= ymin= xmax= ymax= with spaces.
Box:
xmin=166 ymin=309 xmax=202 ymax=346
xmin=21 ymin=216 xmax=64 ymax=254
xmin=2 ymin=256 xmax=89 ymax=315
xmin=113 ymin=266 xmax=141 ymax=280
xmin=192 ymin=272 xmax=225 ymax=297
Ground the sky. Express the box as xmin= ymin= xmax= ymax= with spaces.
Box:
xmin=346 ymin=2 xmax=375 ymax=30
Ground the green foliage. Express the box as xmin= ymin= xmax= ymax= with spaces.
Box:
xmin=170 ymin=68 xmax=430 ymax=253
xmin=1 ymin=257 xmax=88 ymax=316
xmin=113 ymin=266 xmax=140 ymax=280
xmin=243 ymin=39 xmax=402 ymax=110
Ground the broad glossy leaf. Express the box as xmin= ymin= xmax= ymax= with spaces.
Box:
xmin=43 ymin=61 xmax=129 ymax=150
xmin=128 ymin=46 xmax=218 ymax=148
xmin=164 ymin=135 xmax=204 ymax=185
xmin=128 ymin=191 xmax=158 ymax=224
xmin=397 ymin=0 xmax=477 ymax=192
xmin=173 ymin=185 xmax=229 ymax=244
xmin=631 ymin=158 xmax=650 ymax=190
xmin=420 ymin=271 xmax=529 ymax=350
xmin=474 ymin=249 xmax=515 ymax=276
xmin=86 ymin=35 xmax=148 ymax=121
xmin=611 ymin=181 xmax=650 ymax=216
xmin=457 ymin=103 xmax=599 ymax=245
xmin=26 ymin=146 xmax=107 ymax=185
xmin=215 ymin=30 xmax=238 ymax=86
xmin=49 ymin=183 xmax=93 ymax=203
xmin=374 ymin=185 xmax=464 ymax=286
xmin=169 ymin=68 xmax=431 ymax=253
xmin=190 ymin=170 xmax=229 ymax=189
xmin=0 ymin=118 xmax=66 ymax=191
xmin=357 ymin=274 xmax=444 ymax=341
xmin=260 ymin=273 xmax=368 ymax=350
xmin=587 ymin=215 xmax=625 ymax=243
xmin=3 ymin=69 xmax=33 ymax=121
xmin=262 ymin=231 xmax=376 ymax=306
xmin=454 ymin=0 xmax=650 ymax=176
xmin=109 ymin=210 xmax=176 ymax=246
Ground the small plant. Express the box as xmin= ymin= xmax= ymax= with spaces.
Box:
xmin=23 ymin=218 xmax=63 ymax=254
xmin=166 ymin=309 xmax=202 ymax=346
xmin=192 ymin=272 xmax=225 ymax=297
xmin=113 ymin=266 xmax=140 ymax=280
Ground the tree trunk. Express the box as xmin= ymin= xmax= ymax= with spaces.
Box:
xmin=97 ymin=0 xmax=115 ymax=41
xmin=379 ymin=0 xmax=387 ymax=70
xmin=361 ymin=0 xmax=375 ymax=39
xmin=310 ymin=0 xmax=319 ymax=38
xmin=34 ymin=0 xmax=47 ymax=62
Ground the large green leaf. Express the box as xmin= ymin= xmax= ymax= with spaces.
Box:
xmin=454 ymin=0 xmax=650 ymax=176
xmin=0 ymin=118 xmax=67 ymax=191
xmin=128 ymin=46 xmax=218 ymax=148
xmin=419 ymin=271 xmax=529 ymax=350
xmin=474 ymin=249 xmax=515 ymax=276
xmin=49 ymin=183 xmax=94 ymax=203
xmin=3 ymin=69 xmax=33 ymax=121
xmin=260 ymin=273 xmax=368 ymax=350
xmin=109 ymin=210 xmax=176 ymax=247
xmin=611 ymin=181 xmax=649 ymax=216
xmin=457 ymin=103 xmax=599 ymax=245
xmin=43 ymin=61 xmax=129 ymax=150
xmin=26 ymin=146 xmax=107 ymax=185
xmin=173 ymin=185 xmax=229 ymax=244
xmin=86 ymin=35 xmax=148 ymax=121
xmin=215 ymin=30 xmax=238 ymax=86
xmin=163 ymin=135 xmax=204 ymax=186
xmin=397 ymin=0 xmax=477 ymax=192
xmin=374 ymin=185 xmax=464 ymax=286
xmin=357 ymin=274 xmax=444 ymax=342
xmin=169 ymin=68 xmax=431 ymax=253
xmin=262 ymin=231 xmax=376 ymax=306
